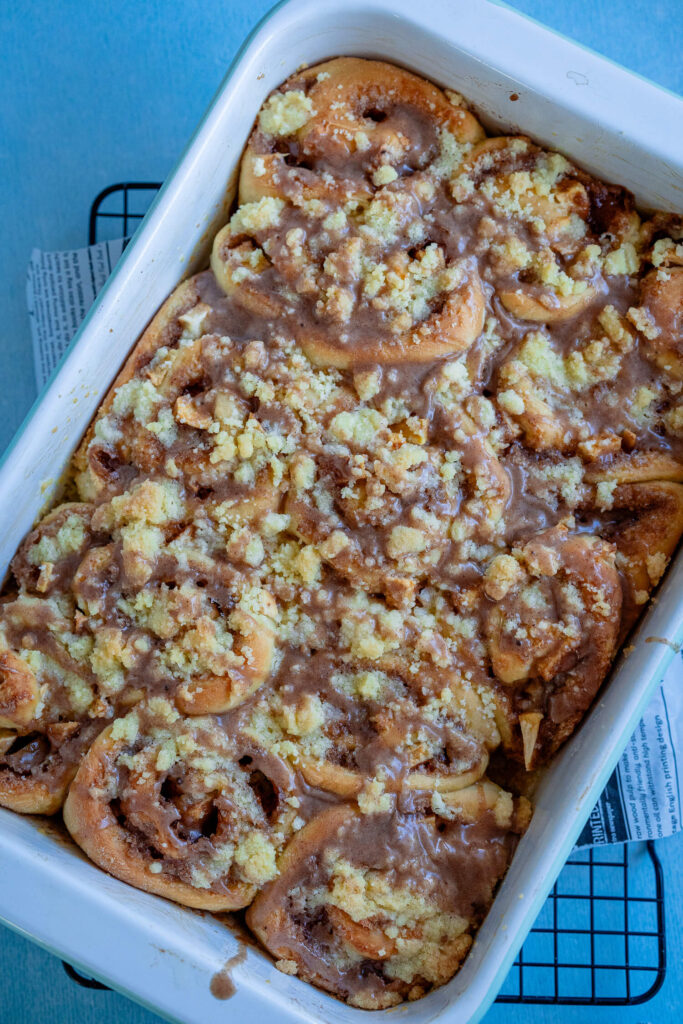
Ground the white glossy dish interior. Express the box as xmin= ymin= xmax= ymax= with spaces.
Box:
xmin=2 ymin=1 xmax=683 ymax=1021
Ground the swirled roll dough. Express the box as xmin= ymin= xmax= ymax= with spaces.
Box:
xmin=247 ymin=790 xmax=530 ymax=1008
xmin=240 ymin=57 xmax=484 ymax=208
xmin=0 ymin=593 xmax=110 ymax=813
xmin=482 ymin=524 xmax=622 ymax=768
xmin=238 ymin=649 xmax=499 ymax=797
xmin=64 ymin=699 xmax=297 ymax=910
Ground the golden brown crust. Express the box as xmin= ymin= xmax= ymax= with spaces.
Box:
xmin=0 ymin=761 xmax=78 ymax=815
xmin=640 ymin=266 xmax=683 ymax=377
xmin=602 ymin=480 xmax=683 ymax=634
xmin=585 ymin=451 xmax=683 ymax=484
xmin=0 ymin=718 xmax=104 ymax=815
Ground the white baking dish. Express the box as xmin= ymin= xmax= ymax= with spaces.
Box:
xmin=2 ymin=0 xmax=683 ymax=1020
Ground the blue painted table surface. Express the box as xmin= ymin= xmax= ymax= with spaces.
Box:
xmin=2 ymin=1 xmax=683 ymax=1021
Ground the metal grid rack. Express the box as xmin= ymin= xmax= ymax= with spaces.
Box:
xmin=497 ymin=841 xmax=665 ymax=1005
xmin=65 ymin=182 xmax=668 ymax=1011
xmin=88 ymin=182 xmax=162 ymax=245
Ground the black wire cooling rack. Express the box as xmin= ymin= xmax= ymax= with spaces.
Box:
xmin=497 ymin=841 xmax=665 ymax=1005
xmin=64 ymin=182 xmax=667 ymax=1010
xmin=88 ymin=181 xmax=162 ymax=244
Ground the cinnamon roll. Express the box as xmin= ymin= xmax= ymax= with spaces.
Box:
xmin=213 ymin=58 xmax=489 ymax=368
xmin=239 ymin=649 xmax=499 ymax=797
xmin=482 ymin=524 xmax=622 ymax=767
xmin=285 ymin=407 xmax=509 ymax=602
xmin=457 ymin=136 xmax=641 ymax=327
xmin=584 ymin=471 xmax=683 ymax=635
xmin=70 ymin=528 xmax=280 ymax=714
xmin=0 ymin=593 xmax=109 ymax=813
xmin=247 ymin=787 xmax=530 ymax=1008
xmin=239 ymin=57 xmax=484 ymax=209
xmin=63 ymin=699 xmax=297 ymax=910
xmin=75 ymin=304 xmax=288 ymax=517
